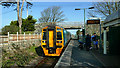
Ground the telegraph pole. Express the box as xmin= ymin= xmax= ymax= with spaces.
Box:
xmin=84 ymin=8 xmax=86 ymax=42
xmin=75 ymin=7 xmax=94 ymax=43
xmin=27 ymin=3 xmax=28 ymax=17
xmin=25 ymin=1 xmax=32 ymax=17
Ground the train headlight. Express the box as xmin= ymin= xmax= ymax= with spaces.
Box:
xmin=42 ymin=41 xmax=47 ymax=43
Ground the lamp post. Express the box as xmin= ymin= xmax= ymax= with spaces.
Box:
xmin=75 ymin=7 xmax=94 ymax=42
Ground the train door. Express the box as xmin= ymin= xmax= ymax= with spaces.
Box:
xmin=49 ymin=30 xmax=54 ymax=47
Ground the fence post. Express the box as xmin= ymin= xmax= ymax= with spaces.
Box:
xmin=8 ymin=32 xmax=9 ymax=44
xmin=37 ymin=33 xmax=38 ymax=39
xmin=39 ymin=33 xmax=41 ymax=39
xmin=29 ymin=33 xmax=31 ymax=40
xmin=24 ymin=32 xmax=25 ymax=41
xmin=32 ymin=34 xmax=34 ymax=39
xmin=34 ymin=33 xmax=35 ymax=39
xmin=17 ymin=32 xmax=18 ymax=41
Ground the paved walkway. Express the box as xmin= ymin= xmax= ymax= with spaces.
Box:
xmin=55 ymin=40 xmax=120 ymax=68
xmin=70 ymin=40 xmax=103 ymax=67
xmin=91 ymin=50 xmax=120 ymax=68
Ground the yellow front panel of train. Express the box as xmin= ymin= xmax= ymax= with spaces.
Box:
xmin=49 ymin=30 xmax=54 ymax=47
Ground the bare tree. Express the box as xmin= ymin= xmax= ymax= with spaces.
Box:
xmin=88 ymin=1 xmax=120 ymax=19
xmin=39 ymin=6 xmax=66 ymax=24
xmin=0 ymin=0 xmax=32 ymax=34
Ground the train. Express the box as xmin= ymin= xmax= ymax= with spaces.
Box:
xmin=41 ymin=24 xmax=71 ymax=56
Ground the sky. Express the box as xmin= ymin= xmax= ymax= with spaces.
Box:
xmin=0 ymin=2 xmax=95 ymax=34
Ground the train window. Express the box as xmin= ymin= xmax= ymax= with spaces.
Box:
xmin=43 ymin=32 xmax=46 ymax=40
xmin=43 ymin=29 xmax=46 ymax=31
xmin=57 ymin=29 xmax=61 ymax=31
xmin=57 ymin=32 xmax=62 ymax=40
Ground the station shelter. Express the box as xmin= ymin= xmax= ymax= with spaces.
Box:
xmin=103 ymin=9 xmax=120 ymax=55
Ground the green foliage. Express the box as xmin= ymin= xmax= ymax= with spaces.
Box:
xmin=2 ymin=43 xmax=38 ymax=67
xmin=22 ymin=15 xmax=37 ymax=31
xmin=10 ymin=15 xmax=37 ymax=32
xmin=32 ymin=43 xmax=35 ymax=46
xmin=1 ymin=0 xmax=33 ymax=34
xmin=28 ymin=46 xmax=37 ymax=53
xmin=2 ymin=60 xmax=15 ymax=68
xmin=1 ymin=15 xmax=37 ymax=35
xmin=22 ymin=31 xmax=34 ymax=34
xmin=1 ymin=25 xmax=19 ymax=35
xmin=10 ymin=20 xmax=19 ymax=26
xmin=2 ymin=48 xmax=6 ymax=53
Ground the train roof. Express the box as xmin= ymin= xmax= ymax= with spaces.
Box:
xmin=42 ymin=24 xmax=71 ymax=35
xmin=43 ymin=24 xmax=64 ymax=29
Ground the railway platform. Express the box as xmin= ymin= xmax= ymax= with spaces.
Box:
xmin=55 ymin=40 xmax=120 ymax=68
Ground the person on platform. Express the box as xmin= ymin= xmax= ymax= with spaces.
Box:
xmin=91 ymin=33 xmax=98 ymax=50
xmin=85 ymin=34 xmax=91 ymax=51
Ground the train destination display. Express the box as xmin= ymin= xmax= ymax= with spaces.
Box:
xmin=87 ymin=19 xmax=100 ymax=24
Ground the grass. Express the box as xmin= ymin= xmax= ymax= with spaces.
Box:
xmin=2 ymin=60 xmax=14 ymax=68
xmin=22 ymin=31 xmax=34 ymax=34
xmin=2 ymin=45 xmax=39 ymax=67
xmin=27 ymin=46 xmax=37 ymax=53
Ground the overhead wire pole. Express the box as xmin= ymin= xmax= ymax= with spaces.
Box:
xmin=27 ymin=3 xmax=28 ymax=17
xmin=99 ymin=18 xmax=102 ymax=53
xmin=84 ymin=8 xmax=85 ymax=33
xmin=84 ymin=8 xmax=86 ymax=42
xmin=100 ymin=21 xmax=102 ymax=51
xmin=25 ymin=0 xmax=33 ymax=17
xmin=75 ymin=7 xmax=94 ymax=43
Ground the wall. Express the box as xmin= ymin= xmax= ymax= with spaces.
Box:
xmin=0 ymin=33 xmax=41 ymax=44
xmin=1 ymin=39 xmax=41 ymax=53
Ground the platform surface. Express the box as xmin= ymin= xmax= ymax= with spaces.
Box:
xmin=55 ymin=40 xmax=120 ymax=68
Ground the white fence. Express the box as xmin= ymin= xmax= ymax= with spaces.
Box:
xmin=0 ymin=32 xmax=41 ymax=44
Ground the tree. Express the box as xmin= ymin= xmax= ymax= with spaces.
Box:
xmin=88 ymin=1 xmax=120 ymax=18
xmin=0 ymin=0 xmax=33 ymax=34
xmin=10 ymin=20 xmax=19 ymax=26
xmin=39 ymin=6 xmax=66 ymax=24
xmin=2 ymin=25 xmax=19 ymax=35
xmin=17 ymin=0 xmax=25 ymax=34
xmin=22 ymin=15 xmax=37 ymax=31
xmin=10 ymin=15 xmax=37 ymax=32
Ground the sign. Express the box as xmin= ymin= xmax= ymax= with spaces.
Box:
xmin=87 ymin=19 xmax=100 ymax=24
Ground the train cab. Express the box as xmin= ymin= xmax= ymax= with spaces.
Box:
xmin=41 ymin=25 xmax=66 ymax=56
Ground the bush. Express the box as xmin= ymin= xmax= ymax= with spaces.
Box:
xmin=22 ymin=31 xmax=34 ymax=34
xmin=1 ymin=25 xmax=19 ymax=35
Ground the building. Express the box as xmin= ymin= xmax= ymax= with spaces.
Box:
xmin=103 ymin=9 xmax=120 ymax=54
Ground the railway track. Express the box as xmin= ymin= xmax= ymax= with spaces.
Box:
xmin=34 ymin=40 xmax=71 ymax=68
xmin=35 ymin=57 xmax=59 ymax=68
